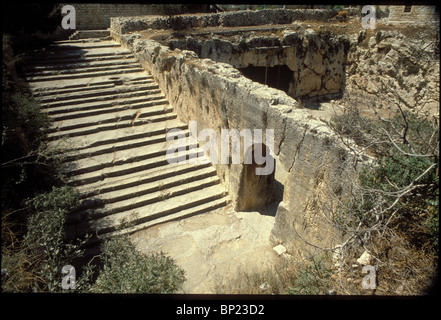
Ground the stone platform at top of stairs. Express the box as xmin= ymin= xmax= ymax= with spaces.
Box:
xmin=69 ymin=30 xmax=111 ymax=40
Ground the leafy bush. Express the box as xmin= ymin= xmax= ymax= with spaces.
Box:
xmin=330 ymin=103 xmax=438 ymax=294
xmin=2 ymin=33 xmax=60 ymax=214
xmin=2 ymin=35 xmax=81 ymax=293
xmin=1 ymin=186 xmax=92 ymax=292
xmin=21 ymin=186 xmax=92 ymax=292
xmin=3 ymin=186 xmax=186 ymax=293
xmin=359 ymin=153 xmax=439 ymax=248
xmin=91 ymin=236 xmax=186 ymax=294
xmin=286 ymin=256 xmax=333 ymax=295
xmin=361 ymin=154 xmax=435 ymax=192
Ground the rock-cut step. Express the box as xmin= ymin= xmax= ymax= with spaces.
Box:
xmin=38 ymin=82 xmax=158 ymax=105
xmin=25 ymin=38 xmax=230 ymax=245
xmin=26 ymin=65 xmax=145 ymax=82
xmin=67 ymin=183 xmax=228 ymax=242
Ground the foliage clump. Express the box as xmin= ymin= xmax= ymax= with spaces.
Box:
xmin=91 ymin=236 xmax=186 ymax=294
xmin=329 ymin=95 xmax=438 ymax=294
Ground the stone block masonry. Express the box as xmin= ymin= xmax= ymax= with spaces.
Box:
xmin=110 ymin=8 xmax=338 ymax=34
xmin=61 ymin=3 xmax=162 ymax=30
xmin=388 ymin=5 xmax=439 ymax=25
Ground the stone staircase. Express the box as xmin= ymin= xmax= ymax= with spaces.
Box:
xmin=24 ymin=38 xmax=229 ymax=245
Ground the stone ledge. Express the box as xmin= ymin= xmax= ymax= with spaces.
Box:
xmin=110 ymin=9 xmax=339 ymax=34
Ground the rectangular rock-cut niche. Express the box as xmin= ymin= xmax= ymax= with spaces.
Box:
xmin=238 ymin=64 xmax=293 ymax=96
xmin=166 ymin=32 xmax=349 ymax=102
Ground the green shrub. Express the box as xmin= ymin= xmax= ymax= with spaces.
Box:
xmin=2 ymin=35 xmax=81 ymax=292
xmin=332 ymin=107 xmax=439 ymax=259
xmin=286 ymin=256 xmax=333 ymax=295
xmin=361 ymin=153 xmax=434 ymax=192
xmin=91 ymin=236 xmax=186 ymax=294
xmin=2 ymin=33 xmax=58 ymax=212
xmin=22 ymin=186 xmax=90 ymax=292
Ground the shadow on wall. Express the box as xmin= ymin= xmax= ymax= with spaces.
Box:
xmin=236 ymin=143 xmax=276 ymax=212
xmin=238 ymin=64 xmax=293 ymax=95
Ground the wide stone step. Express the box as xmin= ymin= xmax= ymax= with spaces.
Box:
xmin=68 ymin=146 xmax=204 ymax=186
xmin=71 ymin=165 xmax=217 ymax=218
xmin=26 ymin=66 xmax=145 ymax=82
xmin=30 ymin=52 xmax=135 ymax=66
xmin=37 ymin=82 xmax=157 ymax=104
xmin=47 ymin=102 xmax=173 ymax=133
xmin=33 ymin=82 xmax=116 ymax=97
xmin=28 ymin=72 xmax=151 ymax=93
xmin=48 ymin=112 xmax=177 ymax=141
xmin=43 ymin=89 xmax=164 ymax=115
xmin=26 ymin=56 xmax=138 ymax=71
xmin=31 ymin=76 xmax=153 ymax=97
xmin=93 ymin=166 xmax=217 ymax=205
xmin=76 ymin=160 xmax=212 ymax=198
xmin=30 ymin=48 xmax=134 ymax=64
xmin=68 ymin=183 xmax=227 ymax=238
xmin=96 ymin=196 xmax=229 ymax=241
xmin=63 ymin=128 xmax=189 ymax=162
xmin=26 ymin=60 xmax=142 ymax=77
xmin=48 ymin=97 xmax=167 ymax=122
xmin=47 ymin=40 xmax=120 ymax=50
xmin=56 ymin=118 xmax=186 ymax=152
xmin=68 ymin=30 xmax=111 ymax=40
xmin=81 ymin=174 xmax=221 ymax=219
xmin=67 ymin=136 xmax=196 ymax=176
xmin=31 ymin=41 xmax=122 ymax=59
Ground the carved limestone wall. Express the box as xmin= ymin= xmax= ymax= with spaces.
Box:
xmin=112 ymin=27 xmax=360 ymax=258
xmin=166 ymin=29 xmax=351 ymax=100
xmin=110 ymin=8 xmax=439 ymax=258
xmin=110 ymin=8 xmax=338 ymax=34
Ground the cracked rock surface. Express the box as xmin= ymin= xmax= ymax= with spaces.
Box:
xmin=131 ymin=203 xmax=278 ymax=294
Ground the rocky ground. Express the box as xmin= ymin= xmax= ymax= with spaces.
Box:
xmin=130 ymin=202 xmax=279 ymax=294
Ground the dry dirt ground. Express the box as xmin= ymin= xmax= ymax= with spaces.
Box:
xmin=130 ymin=202 xmax=279 ymax=294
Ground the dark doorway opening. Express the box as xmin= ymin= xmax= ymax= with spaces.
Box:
xmin=238 ymin=64 xmax=293 ymax=94
xmin=237 ymin=143 xmax=275 ymax=212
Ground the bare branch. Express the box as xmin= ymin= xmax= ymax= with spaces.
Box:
xmin=380 ymin=127 xmax=434 ymax=158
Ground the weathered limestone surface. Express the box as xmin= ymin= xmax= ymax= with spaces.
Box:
xmin=112 ymin=29 xmax=359 ymax=257
xmin=110 ymin=9 xmax=439 ymax=259
xmin=167 ymin=28 xmax=350 ymax=99
xmin=346 ymin=29 xmax=439 ymax=116
xmin=111 ymin=9 xmax=338 ymax=34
